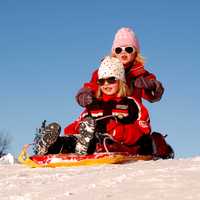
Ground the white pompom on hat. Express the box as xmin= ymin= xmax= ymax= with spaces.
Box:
xmin=98 ymin=56 xmax=126 ymax=82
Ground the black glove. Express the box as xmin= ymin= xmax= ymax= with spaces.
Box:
xmin=76 ymin=87 xmax=94 ymax=107
xmin=134 ymin=77 xmax=164 ymax=102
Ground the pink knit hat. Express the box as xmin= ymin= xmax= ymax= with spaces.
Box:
xmin=112 ymin=27 xmax=140 ymax=53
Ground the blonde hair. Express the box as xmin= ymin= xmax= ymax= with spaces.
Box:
xmin=96 ymin=80 xmax=130 ymax=99
xmin=135 ymin=53 xmax=145 ymax=66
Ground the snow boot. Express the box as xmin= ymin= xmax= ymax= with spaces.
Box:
xmin=151 ymin=132 xmax=174 ymax=159
xmin=136 ymin=135 xmax=154 ymax=155
xmin=75 ymin=117 xmax=96 ymax=155
xmin=34 ymin=122 xmax=61 ymax=155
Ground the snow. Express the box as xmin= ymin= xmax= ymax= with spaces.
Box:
xmin=1 ymin=155 xmax=200 ymax=200
xmin=0 ymin=153 xmax=15 ymax=165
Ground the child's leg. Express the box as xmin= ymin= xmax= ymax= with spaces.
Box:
xmin=47 ymin=135 xmax=78 ymax=154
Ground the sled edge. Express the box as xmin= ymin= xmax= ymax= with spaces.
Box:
xmin=18 ymin=144 xmax=153 ymax=168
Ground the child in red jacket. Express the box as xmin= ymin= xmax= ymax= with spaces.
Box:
xmin=65 ymin=56 xmax=152 ymax=155
xmin=76 ymin=27 xmax=164 ymax=107
xmin=34 ymin=56 xmax=152 ymax=156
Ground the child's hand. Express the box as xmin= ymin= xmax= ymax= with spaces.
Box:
xmin=135 ymin=77 xmax=164 ymax=101
xmin=135 ymin=77 xmax=155 ymax=90
xmin=76 ymin=87 xmax=94 ymax=107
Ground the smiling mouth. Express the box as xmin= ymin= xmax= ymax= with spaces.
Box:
xmin=103 ymin=87 xmax=112 ymax=92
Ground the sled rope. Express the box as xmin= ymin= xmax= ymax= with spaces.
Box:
xmin=95 ymin=115 xmax=118 ymax=122
xmin=103 ymin=134 xmax=112 ymax=153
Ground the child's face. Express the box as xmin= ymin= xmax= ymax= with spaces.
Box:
xmin=99 ymin=77 xmax=120 ymax=96
xmin=113 ymin=46 xmax=137 ymax=68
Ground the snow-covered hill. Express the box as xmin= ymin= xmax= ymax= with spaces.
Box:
xmin=1 ymin=156 xmax=200 ymax=200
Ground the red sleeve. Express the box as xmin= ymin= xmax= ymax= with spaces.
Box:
xmin=64 ymin=120 xmax=79 ymax=135
xmin=64 ymin=69 xmax=99 ymax=135
xmin=106 ymin=120 xmax=148 ymax=145
xmin=83 ymin=69 xmax=99 ymax=92
xmin=64 ymin=110 xmax=89 ymax=135
xmin=129 ymin=65 xmax=162 ymax=102
xmin=129 ymin=65 xmax=156 ymax=81
xmin=105 ymin=98 xmax=151 ymax=145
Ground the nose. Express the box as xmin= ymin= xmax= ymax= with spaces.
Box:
xmin=104 ymin=80 xmax=109 ymax=85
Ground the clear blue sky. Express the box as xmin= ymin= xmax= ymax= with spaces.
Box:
xmin=1 ymin=1 xmax=200 ymax=158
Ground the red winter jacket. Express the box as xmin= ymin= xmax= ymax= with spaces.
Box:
xmin=64 ymin=95 xmax=151 ymax=146
xmin=82 ymin=63 xmax=157 ymax=103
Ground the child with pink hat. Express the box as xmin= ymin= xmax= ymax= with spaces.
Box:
xmin=76 ymin=27 xmax=164 ymax=106
xmin=66 ymin=27 xmax=173 ymax=158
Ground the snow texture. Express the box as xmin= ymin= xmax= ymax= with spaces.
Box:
xmin=0 ymin=153 xmax=15 ymax=165
xmin=0 ymin=155 xmax=200 ymax=200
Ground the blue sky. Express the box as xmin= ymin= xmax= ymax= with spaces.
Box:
xmin=0 ymin=0 xmax=200 ymax=158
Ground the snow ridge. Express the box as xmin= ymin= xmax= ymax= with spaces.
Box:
xmin=0 ymin=156 xmax=200 ymax=200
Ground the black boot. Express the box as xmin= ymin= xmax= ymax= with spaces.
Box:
xmin=136 ymin=135 xmax=154 ymax=155
xmin=75 ymin=117 xmax=96 ymax=155
xmin=151 ymin=132 xmax=175 ymax=159
xmin=34 ymin=122 xmax=61 ymax=155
